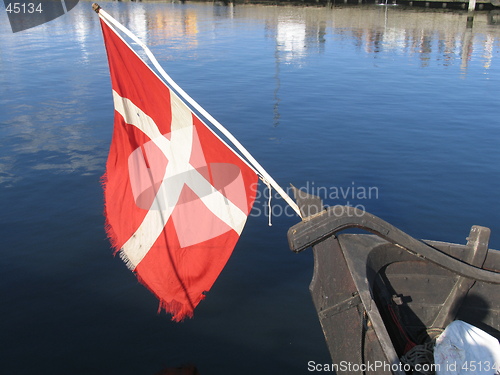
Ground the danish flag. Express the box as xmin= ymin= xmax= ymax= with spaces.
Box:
xmin=100 ymin=18 xmax=258 ymax=321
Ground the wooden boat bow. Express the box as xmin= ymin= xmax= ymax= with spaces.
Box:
xmin=287 ymin=187 xmax=500 ymax=374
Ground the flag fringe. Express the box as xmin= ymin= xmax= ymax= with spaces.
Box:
xmin=100 ymin=172 xmax=120 ymax=253
xmin=118 ymin=249 xmax=137 ymax=271
xmin=101 ymin=173 xmax=136 ymax=271
xmin=136 ymin=273 xmax=205 ymax=322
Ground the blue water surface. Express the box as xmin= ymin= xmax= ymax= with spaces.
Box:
xmin=1 ymin=1 xmax=499 ymax=374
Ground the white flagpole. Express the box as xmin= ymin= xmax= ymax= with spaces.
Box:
xmin=93 ymin=3 xmax=302 ymax=219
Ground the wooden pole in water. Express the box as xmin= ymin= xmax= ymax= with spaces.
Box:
xmin=467 ymin=0 xmax=475 ymax=28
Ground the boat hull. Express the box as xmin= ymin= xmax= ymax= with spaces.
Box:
xmin=287 ymin=188 xmax=500 ymax=374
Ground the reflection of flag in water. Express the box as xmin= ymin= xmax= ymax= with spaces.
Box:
xmin=98 ymin=13 xmax=258 ymax=321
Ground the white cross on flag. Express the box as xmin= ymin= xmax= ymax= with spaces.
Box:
xmin=99 ymin=18 xmax=258 ymax=321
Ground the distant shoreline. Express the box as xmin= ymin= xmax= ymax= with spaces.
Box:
xmin=115 ymin=0 xmax=500 ymax=12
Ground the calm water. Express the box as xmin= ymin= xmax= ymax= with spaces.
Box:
xmin=1 ymin=1 xmax=500 ymax=374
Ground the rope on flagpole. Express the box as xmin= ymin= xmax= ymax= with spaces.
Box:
xmin=92 ymin=3 xmax=303 ymax=219
xmin=261 ymin=177 xmax=273 ymax=227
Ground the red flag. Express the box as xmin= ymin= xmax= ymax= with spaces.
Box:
xmin=99 ymin=19 xmax=258 ymax=321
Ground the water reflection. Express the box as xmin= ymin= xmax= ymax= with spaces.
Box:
xmin=1 ymin=1 xmax=499 ymax=187
xmin=0 ymin=5 xmax=109 ymax=187
xmin=147 ymin=7 xmax=199 ymax=49
xmin=75 ymin=2 xmax=500 ymax=71
xmin=277 ymin=20 xmax=307 ymax=62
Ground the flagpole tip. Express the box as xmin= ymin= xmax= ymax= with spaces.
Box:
xmin=92 ymin=3 xmax=101 ymax=13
